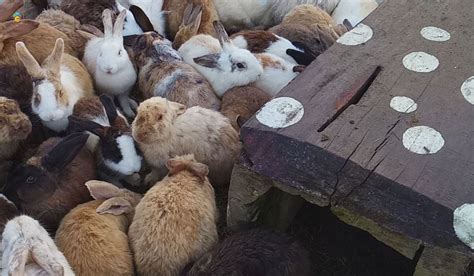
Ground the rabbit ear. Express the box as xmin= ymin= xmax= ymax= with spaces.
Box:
xmin=15 ymin=41 xmax=44 ymax=79
xmin=123 ymin=34 xmax=140 ymax=47
xmin=0 ymin=20 xmax=39 ymax=45
xmin=343 ymin=19 xmax=354 ymax=31
xmin=170 ymin=101 xmax=186 ymax=116
xmin=182 ymin=2 xmax=202 ymax=31
xmin=286 ymin=49 xmax=316 ymax=66
xmin=236 ymin=115 xmax=246 ymax=129
xmin=41 ymin=133 xmax=89 ymax=172
xmin=113 ymin=9 xmax=127 ymax=38
xmin=213 ymin=21 xmax=230 ymax=47
xmin=129 ymin=5 xmax=154 ymax=32
xmin=188 ymin=162 xmax=209 ymax=181
xmin=96 ymin=197 xmax=131 ymax=215
xmin=68 ymin=116 xmax=108 ymax=138
xmin=6 ymin=241 xmax=29 ymax=276
xmin=99 ymin=94 xmax=118 ymax=123
xmin=85 ymin=180 xmax=121 ymax=200
xmin=166 ymin=158 xmax=186 ymax=175
xmin=0 ymin=0 xmax=23 ymax=22
xmin=42 ymin=38 xmax=64 ymax=75
xmin=193 ymin=54 xmax=221 ymax=69
xmin=31 ymin=244 xmax=65 ymax=276
xmin=77 ymin=30 xmax=97 ymax=40
xmin=102 ymin=9 xmax=114 ymax=38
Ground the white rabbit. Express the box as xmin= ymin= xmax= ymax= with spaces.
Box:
xmin=331 ymin=0 xmax=379 ymax=26
xmin=1 ymin=215 xmax=75 ymax=276
xmin=129 ymin=0 xmax=166 ymax=35
xmin=178 ymin=21 xmax=263 ymax=97
xmin=83 ymin=9 xmax=138 ymax=117
xmin=117 ymin=2 xmax=145 ymax=36
xmin=16 ymin=38 xmax=94 ymax=133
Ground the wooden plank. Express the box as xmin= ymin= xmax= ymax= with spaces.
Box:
xmin=241 ymin=0 xmax=474 ymax=255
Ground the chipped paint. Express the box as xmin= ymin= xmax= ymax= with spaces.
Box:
xmin=402 ymin=52 xmax=439 ymax=73
xmin=453 ymin=204 xmax=474 ymax=250
xmin=420 ymin=26 xmax=451 ymax=42
xmin=390 ymin=96 xmax=417 ymax=113
xmin=461 ymin=76 xmax=474 ymax=105
xmin=337 ymin=24 xmax=373 ymax=46
xmin=402 ymin=126 xmax=444 ymax=154
xmin=256 ymin=97 xmax=304 ymax=129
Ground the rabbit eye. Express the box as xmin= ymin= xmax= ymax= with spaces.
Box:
xmin=26 ymin=176 xmax=36 ymax=184
xmin=156 ymin=114 xmax=163 ymax=121
xmin=236 ymin=62 xmax=245 ymax=69
xmin=34 ymin=93 xmax=41 ymax=106
xmin=119 ymin=50 xmax=123 ymax=56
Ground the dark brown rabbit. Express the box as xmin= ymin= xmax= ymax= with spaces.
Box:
xmin=3 ymin=132 xmax=96 ymax=232
xmin=183 ymin=229 xmax=311 ymax=276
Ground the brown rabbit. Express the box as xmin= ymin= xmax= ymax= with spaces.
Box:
xmin=220 ymin=86 xmax=271 ymax=131
xmin=0 ymin=97 xmax=32 ymax=161
xmin=129 ymin=154 xmax=218 ymax=276
xmin=56 ymin=180 xmax=142 ymax=276
xmin=163 ymin=0 xmax=218 ymax=40
xmin=60 ymin=0 xmax=119 ymax=31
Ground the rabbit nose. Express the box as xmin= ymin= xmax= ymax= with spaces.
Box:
xmin=105 ymin=67 xmax=113 ymax=74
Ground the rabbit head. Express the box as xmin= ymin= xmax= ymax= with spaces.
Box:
xmin=86 ymin=180 xmax=142 ymax=219
xmin=96 ymin=9 xmax=131 ymax=75
xmin=69 ymin=95 xmax=142 ymax=176
xmin=0 ymin=97 xmax=32 ymax=143
xmin=0 ymin=20 xmax=39 ymax=52
xmin=16 ymin=38 xmax=69 ymax=130
xmin=3 ymin=133 xmax=89 ymax=207
xmin=132 ymin=97 xmax=186 ymax=144
xmin=193 ymin=21 xmax=263 ymax=95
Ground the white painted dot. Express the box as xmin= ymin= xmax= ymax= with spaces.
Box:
xmin=337 ymin=23 xmax=373 ymax=46
xmin=461 ymin=76 xmax=474 ymax=105
xmin=454 ymin=204 xmax=474 ymax=250
xmin=256 ymin=97 xmax=304 ymax=129
xmin=420 ymin=26 xmax=451 ymax=42
xmin=402 ymin=126 xmax=445 ymax=154
xmin=390 ymin=96 xmax=417 ymax=113
xmin=402 ymin=52 xmax=439 ymax=73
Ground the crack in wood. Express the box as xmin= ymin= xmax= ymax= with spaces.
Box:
xmin=318 ymin=66 xmax=382 ymax=133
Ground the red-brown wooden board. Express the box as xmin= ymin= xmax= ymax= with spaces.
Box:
xmin=241 ymin=0 xmax=474 ymax=255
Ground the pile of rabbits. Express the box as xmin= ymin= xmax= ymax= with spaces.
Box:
xmin=0 ymin=0 xmax=379 ymax=274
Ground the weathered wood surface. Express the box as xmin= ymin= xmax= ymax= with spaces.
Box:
xmin=240 ymin=0 xmax=474 ymax=257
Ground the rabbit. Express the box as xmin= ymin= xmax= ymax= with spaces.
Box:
xmin=56 ymin=180 xmax=142 ymax=276
xmin=331 ymin=0 xmax=379 ymax=26
xmin=164 ymin=0 xmax=218 ymax=40
xmin=16 ymin=38 xmax=94 ymax=133
xmin=0 ymin=65 xmax=48 ymax=153
xmin=132 ymin=97 xmax=241 ymax=186
xmin=0 ymin=194 xmax=18 ymax=235
xmin=0 ymin=97 xmax=32 ymax=161
xmin=212 ymin=0 xmax=340 ymax=32
xmin=124 ymin=31 xmax=221 ymax=110
xmin=178 ymin=21 xmax=263 ymax=97
xmin=269 ymin=22 xmax=349 ymax=64
xmin=36 ymin=9 xmax=90 ymax=59
xmin=254 ymin=53 xmax=304 ymax=96
xmin=68 ymin=95 xmax=143 ymax=186
xmin=1 ymin=215 xmax=75 ymax=276
xmin=60 ymin=0 xmax=119 ymax=31
xmin=282 ymin=4 xmax=335 ymax=28
xmin=129 ymin=154 xmax=218 ymax=276
xmin=183 ymin=229 xmax=311 ymax=276
xmin=3 ymin=133 xmax=96 ymax=232
xmin=220 ymin=86 xmax=271 ymax=131
xmin=16 ymin=0 xmax=48 ymax=20
xmin=82 ymin=9 xmax=138 ymax=118
xmin=0 ymin=19 xmax=78 ymax=66
xmin=230 ymin=30 xmax=314 ymax=65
